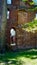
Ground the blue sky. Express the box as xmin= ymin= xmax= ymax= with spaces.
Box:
xmin=7 ymin=0 xmax=11 ymax=4
xmin=32 ymin=0 xmax=37 ymax=5
xmin=7 ymin=0 xmax=37 ymax=5
xmin=36 ymin=14 xmax=37 ymax=18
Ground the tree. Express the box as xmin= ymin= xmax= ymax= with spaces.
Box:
xmin=0 ymin=0 xmax=7 ymax=52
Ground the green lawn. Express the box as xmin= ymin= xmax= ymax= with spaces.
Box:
xmin=0 ymin=49 xmax=37 ymax=65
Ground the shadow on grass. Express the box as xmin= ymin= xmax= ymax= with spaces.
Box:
xmin=0 ymin=59 xmax=25 ymax=65
xmin=0 ymin=49 xmax=37 ymax=65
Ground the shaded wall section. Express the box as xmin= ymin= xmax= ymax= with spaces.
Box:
xmin=18 ymin=10 xmax=35 ymax=25
xmin=16 ymin=27 xmax=37 ymax=49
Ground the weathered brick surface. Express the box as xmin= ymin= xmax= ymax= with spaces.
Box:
xmin=13 ymin=0 xmax=19 ymax=6
xmin=18 ymin=11 xmax=35 ymax=25
xmin=6 ymin=0 xmax=37 ymax=50
xmin=16 ymin=28 xmax=37 ymax=49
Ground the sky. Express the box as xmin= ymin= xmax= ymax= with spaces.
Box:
xmin=7 ymin=0 xmax=11 ymax=4
xmin=32 ymin=0 xmax=37 ymax=5
xmin=35 ymin=14 xmax=37 ymax=19
xmin=7 ymin=0 xmax=37 ymax=5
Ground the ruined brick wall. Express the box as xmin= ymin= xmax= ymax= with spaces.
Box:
xmin=16 ymin=28 xmax=37 ymax=49
xmin=6 ymin=0 xmax=19 ymax=49
xmin=6 ymin=9 xmax=18 ymax=46
xmin=6 ymin=0 xmax=37 ymax=50
xmin=10 ymin=9 xmax=18 ymax=26
xmin=13 ymin=0 xmax=19 ymax=7
xmin=18 ymin=11 xmax=28 ymax=24
xmin=28 ymin=12 xmax=35 ymax=22
xmin=18 ymin=11 xmax=35 ymax=25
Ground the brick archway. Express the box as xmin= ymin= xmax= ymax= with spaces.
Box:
xmin=6 ymin=25 xmax=17 ymax=50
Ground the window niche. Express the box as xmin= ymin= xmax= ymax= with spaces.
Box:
xmin=7 ymin=8 xmax=10 ymax=19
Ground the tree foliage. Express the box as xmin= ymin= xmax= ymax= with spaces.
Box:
xmin=22 ymin=0 xmax=34 ymax=5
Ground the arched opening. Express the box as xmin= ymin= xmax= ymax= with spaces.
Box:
xmin=10 ymin=28 xmax=16 ymax=46
xmin=7 ymin=8 xmax=10 ymax=19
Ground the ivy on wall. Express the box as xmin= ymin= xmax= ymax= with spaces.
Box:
xmin=22 ymin=0 xmax=27 ymax=2
xmin=22 ymin=0 xmax=34 ymax=5
xmin=21 ymin=0 xmax=37 ymax=11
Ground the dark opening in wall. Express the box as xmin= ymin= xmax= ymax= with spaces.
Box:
xmin=7 ymin=8 xmax=10 ymax=19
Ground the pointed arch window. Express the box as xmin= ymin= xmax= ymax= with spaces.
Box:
xmin=7 ymin=9 xmax=10 ymax=19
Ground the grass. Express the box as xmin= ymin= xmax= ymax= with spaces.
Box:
xmin=0 ymin=49 xmax=37 ymax=65
xmin=22 ymin=20 xmax=37 ymax=33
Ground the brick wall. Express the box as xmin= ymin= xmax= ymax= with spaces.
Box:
xmin=13 ymin=0 xmax=19 ymax=6
xmin=18 ymin=11 xmax=35 ymax=25
xmin=10 ymin=9 xmax=18 ymax=26
xmin=6 ymin=0 xmax=36 ymax=50
xmin=6 ymin=9 xmax=36 ymax=50
xmin=16 ymin=27 xmax=37 ymax=49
